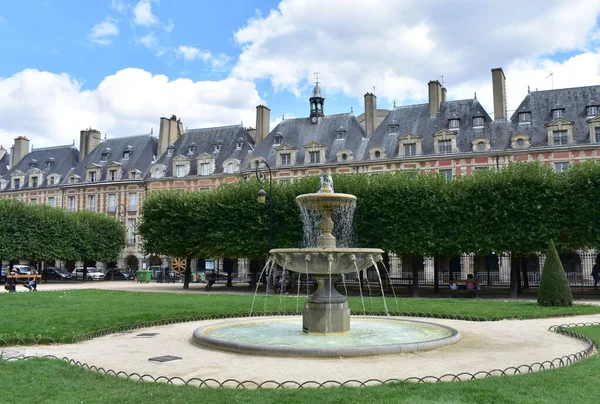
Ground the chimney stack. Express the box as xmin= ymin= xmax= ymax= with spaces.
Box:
xmin=364 ymin=93 xmax=377 ymax=137
xmin=11 ymin=136 xmax=30 ymax=168
xmin=428 ymin=80 xmax=443 ymax=117
xmin=441 ymin=87 xmax=447 ymax=102
xmin=255 ymin=105 xmax=271 ymax=144
xmin=158 ymin=115 xmax=183 ymax=156
xmin=79 ymin=129 xmax=102 ymax=161
xmin=491 ymin=68 xmax=507 ymax=121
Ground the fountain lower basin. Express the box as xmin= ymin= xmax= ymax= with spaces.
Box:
xmin=193 ymin=316 xmax=461 ymax=357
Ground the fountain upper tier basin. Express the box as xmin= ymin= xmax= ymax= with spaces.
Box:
xmin=296 ymin=192 xmax=356 ymax=211
xmin=270 ymin=248 xmax=384 ymax=275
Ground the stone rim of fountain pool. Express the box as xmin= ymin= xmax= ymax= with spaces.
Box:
xmin=193 ymin=316 xmax=461 ymax=357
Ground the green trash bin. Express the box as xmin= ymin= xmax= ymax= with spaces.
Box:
xmin=136 ymin=270 xmax=152 ymax=283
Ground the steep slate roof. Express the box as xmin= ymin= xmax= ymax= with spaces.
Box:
xmin=0 ymin=145 xmax=79 ymax=191
xmin=0 ymin=147 xmax=9 ymax=176
xmin=252 ymin=113 xmax=367 ymax=167
xmin=67 ymin=134 xmax=157 ymax=183
xmin=508 ymin=85 xmax=600 ymax=148
xmin=151 ymin=125 xmax=255 ymax=177
xmin=362 ymin=98 xmax=496 ymax=160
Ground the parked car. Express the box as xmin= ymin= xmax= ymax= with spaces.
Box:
xmin=72 ymin=267 xmax=105 ymax=281
xmin=104 ymin=268 xmax=133 ymax=281
xmin=43 ymin=266 xmax=73 ymax=281
xmin=13 ymin=265 xmax=35 ymax=275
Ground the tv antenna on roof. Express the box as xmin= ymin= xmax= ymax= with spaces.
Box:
xmin=439 ymin=75 xmax=444 ymax=86
xmin=314 ymin=71 xmax=320 ymax=86
xmin=545 ymin=72 xmax=554 ymax=90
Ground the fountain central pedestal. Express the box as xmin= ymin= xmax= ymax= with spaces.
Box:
xmin=302 ymin=274 xmax=350 ymax=334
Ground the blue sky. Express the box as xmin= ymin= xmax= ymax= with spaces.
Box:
xmin=0 ymin=0 xmax=599 ymax=149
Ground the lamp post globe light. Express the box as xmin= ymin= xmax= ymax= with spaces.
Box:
xmin=255 ymin=158 xmax=275 ymax=295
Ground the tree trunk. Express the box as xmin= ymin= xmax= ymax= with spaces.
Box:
xmin=411 ymin=261 xmax=420 ymax=297
xmin=433 ymin=257 xmax=440 ymax=294
xmin=510 ymin=255 xmax=520 ymax=298
xmin=183 ymin=255 xmax=192 ymax=290
xmin=521 ymin=257 xmax=530 ymax=289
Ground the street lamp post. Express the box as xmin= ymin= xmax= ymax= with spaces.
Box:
xmin=255 ymin=158 xmax=274 ymax=295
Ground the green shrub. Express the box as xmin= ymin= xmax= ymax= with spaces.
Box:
xmin=538 ymin=240 xmax=573 ymax=307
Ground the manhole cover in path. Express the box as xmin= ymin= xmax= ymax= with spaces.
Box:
xmin=136 ymin=333 xmax=159 ymax=337
xmin=148 ymin=355 xmax=182 ymax=363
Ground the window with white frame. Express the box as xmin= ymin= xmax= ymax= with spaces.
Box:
xmin=588 ymin=106 xmax=598 ymax=117
xmin=176 ymin=165 xmax=186 ymax=178
xmin=127 ymin=218 xmax=136 ymax=244
xmin=200 ymin=163 xmax=211 ymax=176
xmin=404 ymin=143 xmax=416 ymax=156
xmin=236 ymin=139 xmax=244 ymax=150
xmin=87 ymin=195 xmax=96 ymax=212
xmin=48 ymin=197 xmax=55 ymax=208
xmin=554 ymin=162 xmax=570 ymax=173
xmin=123 ymin=150 xmax=131 ymax=159
xmin=552 ymin=109 xmax=564 ymax=119
xmin=108 ymin=194 xmax=116 ymax=212
xmin=309 ymin=151 xmax=320 ymax=164
xmin=48 ymin=176 xmax=55 ymax=185
xmin=473 ymin=117 xmax=484 ymax=127
xmin=89 ymin=171 xmax=96 ymax=182
xmin=448 ymin=119 xmax=460 ymax=129
xmin=553 ymin=130 xmax=568 ymax=145
xmin=13 ymin=178 xmax=20 ymax=189
xmin=273 ymin=133 xmax=283 ymax=146
xmin=68 ymin=196 xmax=76 ymax=212
xmin=109 ymin=170 xmax=117 ymax=181
xmin=225 ymin=163 xmax=235 ymax=174
xmin=281 ymin=153 xmax=291 ymax=166
xmin=595 ymin=127 xmax=600 ymax=143
xmin=30 ymin=198 xmax=37 ymax=205
xmin=519 ymin=112 xmax=531 ymax=123
xmin=440 ymin=169 xmax=453 ymax=180
xmin=439 ymin=139 xmax=452 ymax=154
xmin=31 ymin=176 xmax=38 ymax=187
xmin=128 ymin=192 xmax=138 ymax=211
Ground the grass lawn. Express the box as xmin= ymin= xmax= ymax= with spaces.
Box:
xmin=2 ymin=290 xmax=600 ymax=403
xmin=2 ymin=289 xmax=600 ymax=343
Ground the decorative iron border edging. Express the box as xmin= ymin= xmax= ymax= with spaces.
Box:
xmin=0 ymin=311 xmax=593 ymax=346
xmin=0 ymin=317 xmax=596 ymax=388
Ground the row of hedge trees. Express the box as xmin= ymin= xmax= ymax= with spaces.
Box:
xmin=138 ymin=161 xmax=600 ymax=291
xmin=0 ymin=199 xmax=127 ymax=266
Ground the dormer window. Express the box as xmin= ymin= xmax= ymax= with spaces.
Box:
xmin=13 ymin=178 xmax=20 ymax=189
xmin=439 ymin=139 xmax=452 ymax=153
xmin=236 ymin=137 xmax=244 ymax=150
xmin=552 ymin=108 xmax=564 ymax=119
xmin=336 ymin=126 xmax=347 ymax=140
xmin=518 ymin=112 xmax=531 ymax=123
xmin=109 ymin=169 xmax=117 ymax=181
xmin=31 ymin=176 xmax=38 ymax=187
xmin=388 ymin=120 xmax=399 ymax=135
xmin=473 ymin=116 xmax=484 ymax=127
xmin=45 ymin=157 xmax=54 ymax=168
xmin=29 ymin=159 xmax=38 ymax=169
xmin=588 ymin=105 xmax=599 ymax=117
xmin=48 ymin=176 xmax=55 ymax=185
xmin=273 ymin=132 xmax=283 ymax=146
xmin=448 ymin=119 xmax=460 ymax=129
xmin=167 ymin=144 xmax=175 ymax=156
xmin=123 ymin=145 xmax=133 ymax=159
xmin=280 ymin=153 xmax=291 ymax=165
xmin=89 ymin=171 xmax=96 ymax=182
xmin=188 ymin=143 xmax=197 ymax=155
xmin=214 ymin=142 xmax=222 ymax=153
xmin=101 ymin=154 xmax=107 ymax=162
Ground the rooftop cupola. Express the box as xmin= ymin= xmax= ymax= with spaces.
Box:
xmin=309 ymin=74 xmax=325 ymax=122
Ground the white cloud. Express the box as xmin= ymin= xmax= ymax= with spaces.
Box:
xmin=133 ymin=0 xmax=158 ymax=26
xmin=177 ymin=45 xmax=211 ymax=61
xmin=111 ymin=0 xmax=127 ymax=14
xmin=0 ymin=69 xmax=263 ymax=150
xmin=232 ymin=0 xmax=600 ymax=108
xmin=89 ymin=17 xmax=119 ymax=45
xmin=164 ymin=18 xmax=175 ymax=33
xmin=138 ymin=33 xmax=157 ymax=49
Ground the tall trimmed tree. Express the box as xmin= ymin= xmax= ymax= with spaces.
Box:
xmin=538 ymin=240 xmax=573 ymax=307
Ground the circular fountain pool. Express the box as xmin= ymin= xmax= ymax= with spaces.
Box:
xmin=193 ymin=316 xmax=460 ymax=357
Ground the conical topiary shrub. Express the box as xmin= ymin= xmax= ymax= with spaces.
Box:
xmin=538 ymin=240 xmax=573 ymax=307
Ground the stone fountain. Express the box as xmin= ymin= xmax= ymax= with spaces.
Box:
xmin=269 ymin=175 xmax=384 ymax=334
xmin=192 ymin=175 xmax=460 ymax=357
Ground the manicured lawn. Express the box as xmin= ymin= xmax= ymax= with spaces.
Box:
xmin=2 ymin=289 xmax=600 ymax=343
xmin=2 ymin=324 xmax=600 ymax=403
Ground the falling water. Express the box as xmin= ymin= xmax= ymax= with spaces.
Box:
xmin=332 ymin=201 xmax=357 ymax=248
xmin=371 ymin=259 xmax=390 ymax=316
xmin=250 ymin=259 xmax=274 ymax=315
xmin=353 ymin=261 xmax=367 ymax=315
xmin=377 ymin=259 xmax=400 ymax=313
xmin=299 ymin=206 xmax=320 ymax=248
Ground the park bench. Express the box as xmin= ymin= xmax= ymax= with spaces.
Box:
xmin=444 ymin=279 xmax=482 ymax=297
xmin=4 ymin=274 xmax=42 ymax=291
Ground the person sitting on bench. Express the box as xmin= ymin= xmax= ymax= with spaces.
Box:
xmin=465 ymin=273 xmax=478 ymax=298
